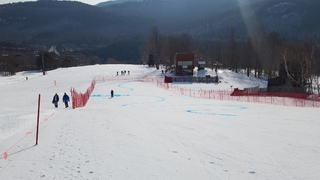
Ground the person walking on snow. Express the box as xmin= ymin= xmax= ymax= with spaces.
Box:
xmin=111 ymin=90 xmax=114 ymax=98
xmin=52 ymin=93 xmax=59 ymax=108
xmin=63 ymin=93 xmax=70 ymax=108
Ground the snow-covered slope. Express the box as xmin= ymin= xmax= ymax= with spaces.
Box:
xmin=0 ymin=64 xmax=319 ymax=180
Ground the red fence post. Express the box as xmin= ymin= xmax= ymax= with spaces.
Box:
xmin=36 ymin=94 xmax=41 ymax=145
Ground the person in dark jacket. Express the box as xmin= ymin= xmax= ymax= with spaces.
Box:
xmin=52 ymin=93 xmax=59 ymax=108
xmin=62 ymin=93 xmax=70 ymax=108
xmin=111 ymin=90 xmax=114 ymax=98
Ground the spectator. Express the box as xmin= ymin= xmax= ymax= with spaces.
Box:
xmin=52 ymin=93 xmax=59 ymax=108
xmin=111 ymin=90 xmax=114 ymax=98
xmin=62 ymin=93 xmax=70 ymax=108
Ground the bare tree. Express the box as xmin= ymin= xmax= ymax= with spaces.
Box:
xmin=227 ymin=27 xmax=239 ymax=72
xmin=159 ymin=33 xmax=193 ymax=69
xmin=266 ymin=32 xmax=283 ymax=77
xmin=305 ymin=36 xmax=319 ymax=93
xmin=146 ymin=26 xmax=162 ymax=69
xmin=280 ymin=41 xmax=314 ymax=91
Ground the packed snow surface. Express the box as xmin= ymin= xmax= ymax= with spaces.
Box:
xmin=0 ymin=64 xmax=319 ymax=180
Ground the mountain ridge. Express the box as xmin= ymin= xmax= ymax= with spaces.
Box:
xmin=0 ymin=0 xmax=319 ymax=62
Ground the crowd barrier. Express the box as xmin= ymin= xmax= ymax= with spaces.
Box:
xmin=71 ymin=79 xmax=96 ymax=109
xmin=71 ymin=75 xmax=320 ymax=108
xmin=145 ymin=76 xmax=320 ymax=108
xmin=230 ymin=88 xmax=311 ymax=99
xmin=70 ymin=75 xmax=144 ymax=109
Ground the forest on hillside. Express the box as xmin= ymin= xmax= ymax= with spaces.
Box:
xmin=1 ymin=0 xmax=320 ymax=93
xmin=141 ymin=26 xmax=320 ymax=93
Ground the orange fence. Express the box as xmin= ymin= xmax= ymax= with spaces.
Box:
xmin=71 ymin=79 xmax=96 ymax=109
xmin=71 ymin=75 xmax=320 ymax=108
xmin=144 ymin=76 xmax=320 ymax=108
xmin=70 ymin=75 xmax=143 ymax=109
xmin=230 ymin=88 xmax=311 ymax=99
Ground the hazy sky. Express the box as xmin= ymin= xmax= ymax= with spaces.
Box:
xmin=0 ymin=0 xmax=111 ymax=6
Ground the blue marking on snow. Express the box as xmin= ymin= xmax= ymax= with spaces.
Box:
xmin=91 ymin=94 xmax=130 ymax=98
xmin=118 ymin=83 xmax=134 ymax=91
xmin=186 ymin=109 xmax=236 ymax=117
xmin=186 ymin=105 xmax=247 ymax=117
xmin=113 ymin=94 xmax=130 ymax=97
xmin=91 ymin=94 xmax=107 ymax=98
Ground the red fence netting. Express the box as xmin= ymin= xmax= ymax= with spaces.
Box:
xmin=150 ymin=76 xmax=320 ymax=108
xmin=71 ymin=79 xmax=96 ymax=109
xmin=70 ymin=74 xmax=320 ymax=109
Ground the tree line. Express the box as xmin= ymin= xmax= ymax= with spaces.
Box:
xmin=1 ymin=25 xmax=319 ymax=94
xmin=0 ymin=49 xmax=101 ymax=76
xmin=142 ymin=26 xmax=320 ymax=93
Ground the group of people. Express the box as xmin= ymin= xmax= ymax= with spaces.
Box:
xmin=52 ymin=89 xmax=114 ymax=108
xmin=52 ymin=90 xmax=114 ymax=108
xmin=52 ymin=92 xmax=70 ymax=108
xmin=116 ymin=70 xmax=130 ymax=76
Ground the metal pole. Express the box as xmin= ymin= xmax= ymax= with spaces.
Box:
xmin=36 ymin=94 xmax=41 ymax=145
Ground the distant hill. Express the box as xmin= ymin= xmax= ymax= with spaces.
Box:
xmin=0 ymin=0 xmax=319 ymax=63
xmin=97 ymin=0 xmax=144 ymax=7
xmin=0 ymin=1 xmax=133 ymax=46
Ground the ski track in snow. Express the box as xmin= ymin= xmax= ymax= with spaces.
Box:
xmin=94 ymin=82 xmax=247 ymax=117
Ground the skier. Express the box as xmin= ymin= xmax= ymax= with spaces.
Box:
xmin=52 ymin=93 xmax=59 ymax=108
xmin=62 ymin=92 xmax=70 ymax=108
xmin=111 ymin=90 xmax=114 ymax=98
